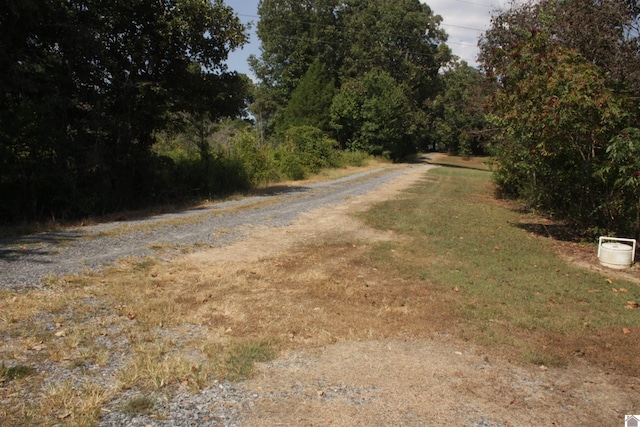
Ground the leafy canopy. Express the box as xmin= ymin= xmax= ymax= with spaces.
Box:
xmin=250 ymin=0 xmax=450 ymax=157
xmin=481 ymin=0 xmax=640 ymax=236
xmin=0 ymin=0 xmax=250 ymax=221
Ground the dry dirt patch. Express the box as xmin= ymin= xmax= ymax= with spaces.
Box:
xmin=163 ymin=162 xmax=637 ymax=426
xmin=243 ymin=340 xmax=629 ymax=426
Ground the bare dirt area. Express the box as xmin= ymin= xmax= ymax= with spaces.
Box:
xmin=169 ymin=161 xmax=637 ymax=426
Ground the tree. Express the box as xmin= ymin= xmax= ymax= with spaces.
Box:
xmin=486 ymin=27 xmax=630 ymax=230
xmin=337 ymin=0 xmax=449 ymax=103
xmin=249 ymin=0 xmax=341 ymax=126
xmin=599 ymin=128 xmax=640 ymax=239
xmin=550 ymin=0 xmax=640 ymax=98
xmin=279 ymin=57 xmax=337 ymax=133
xmin=0 ymin=0 xmax=250 ymax=221
xmin=330 ymin=70 xmax=416 ymax=160
xmin=428 ymin=61 xmax=493 ymax=155
xmin=250 ymin=0 xmax=450 ymax=147
xmin=479 ymin=0 xmax=640 ymax=99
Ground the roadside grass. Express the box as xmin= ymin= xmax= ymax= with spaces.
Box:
xmin=0 ymin=257 xmax=279 ymax=426
xmin=425 ymin=154 xmax=492 ymax=171
xmin=2 ymin=154 xmax=639 ymax=425
xmin=360 ymin=159 xmax=640 ymax=370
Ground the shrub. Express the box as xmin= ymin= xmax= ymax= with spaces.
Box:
xmin=282 ymin=126 xmax=340 ymax=175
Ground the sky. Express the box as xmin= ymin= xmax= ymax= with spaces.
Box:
xmin=224 ymin=0 xmax=508 ymax=79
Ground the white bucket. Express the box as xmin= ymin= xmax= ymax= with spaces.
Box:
xmin=598 ymin=237 xmax=636 ymax=269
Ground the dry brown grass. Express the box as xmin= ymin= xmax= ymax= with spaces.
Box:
xmin=0 ymin=160 xmax=437 ymax=426
xmin=1 ymin=227 xmax=453 ymax=425
xmin=1 ymin=155 xmax=639 ymax=426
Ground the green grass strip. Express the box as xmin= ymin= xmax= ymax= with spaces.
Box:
xmin=362 ymin=165 xmax=640 ymax=335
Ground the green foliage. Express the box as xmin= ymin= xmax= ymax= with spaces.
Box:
xmin=598 ymin=128 xmax=640 ymax=238
xmin=479 ymin=0 xmax=640 ymax=235
xmin=337 ymin=150 xmax=370 ymax=168
xmin=279 ymin=57 xmax=337 ymax=133
xmin=337 ymin=0 xmax=449 ymax=99
xmin=273 ymin=126 xmax=340 ymax=180
xmin=428 ymin=61 xmax=492 ymax=155
xmin=231 ymin=130 xmax=275 ymax=187
xmin=0 ymin=0 xmax=250 ymax=222
xmin=249 ymin=0 xmax=341 ymax=132
xmin=250 ymin=0 xmax=450 ymax=156
xmin=330 ymin=70 xmax=416 ymax=160
xmin=220 ymin=340 xmax=276 ymax=382
xmin=145 ymin=122 xmax=352 ymax=201
xmin=486 ymin=27 xmax=632 ymax=233
xmin=0 ymin=363 xmax=35 ymax=382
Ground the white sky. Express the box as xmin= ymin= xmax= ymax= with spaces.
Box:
xmin=224 ymin=0 xmax=509 ymax=78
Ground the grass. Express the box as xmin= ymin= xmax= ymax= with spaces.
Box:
xmin=219 ymin=340 xmax=277 ymax=382
xmin=0 ymin=249 xmax=280 ymax=425
xmin=1 ymin=154 xmax=639 ymax=425
xmin=0 ymin=363 xmax=35 ymax=382
xmin=360 ymin=159 xmax=640 ymax=368
xmin=121 ymin=395 xmax=155 ymax=416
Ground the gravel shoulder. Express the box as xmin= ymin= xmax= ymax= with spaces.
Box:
xmin=0 ymin=165 xmax=419 ymax=289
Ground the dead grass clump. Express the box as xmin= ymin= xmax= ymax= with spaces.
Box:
xmin=40 ymin=380 xmax=111 ymax=426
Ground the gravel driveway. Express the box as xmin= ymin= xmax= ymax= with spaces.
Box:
xmin=3 ymin=161 xmax=632 ymax=427
xmin=0 ymin=165 xmax=427 ymax=290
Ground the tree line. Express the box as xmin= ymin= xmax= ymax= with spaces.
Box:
xmin=248 ymin=0 xmax=491 ymax=158
xmin=5 ymin=0 xmax=639 ymax=239
xmin=2 ymin=0 xmax=486 ymax=224
xmin=1 ymin=0 xmax=250 ymax=222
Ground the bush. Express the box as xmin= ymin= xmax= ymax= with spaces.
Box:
xmin=272 ymin=148 xmax=307 ymax=180
xmin=281 ymin=126 xmax=340 ymax=176
xmin=230 ymin=130 xmax=276 ymax=186
xmin=337 ymin=150 xmax=370 ymax=167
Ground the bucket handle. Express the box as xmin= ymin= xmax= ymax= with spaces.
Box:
xmin=598 ymin=236 xmax=637 ymax=262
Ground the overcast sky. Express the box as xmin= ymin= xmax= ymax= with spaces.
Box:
xmin=224 ymin=0 xmax=509 ymax=79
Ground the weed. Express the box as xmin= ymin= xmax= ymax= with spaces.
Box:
xmin=520 ymin=350 xmax=569 ymax=368
xmin=219 ymin=340 xmax=277 ymax=382
xmin=0 ymin=363 xmax=35 ymax=382
xmin=121 ymin=395 xmax=155 ymax=416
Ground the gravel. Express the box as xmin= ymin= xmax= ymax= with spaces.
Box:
xmin=100 ymin=381 xmax=260 ymax=427
xmin=1 ymin=165 xmax=429 ymax=426
xmin=1 ymin=165 xmax=427 ymax=290
xmin=0 ymin=163 xmax=531 ymax=427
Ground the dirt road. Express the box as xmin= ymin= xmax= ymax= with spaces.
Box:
xmin=0 ymin=164 xmax=425 ymax=289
